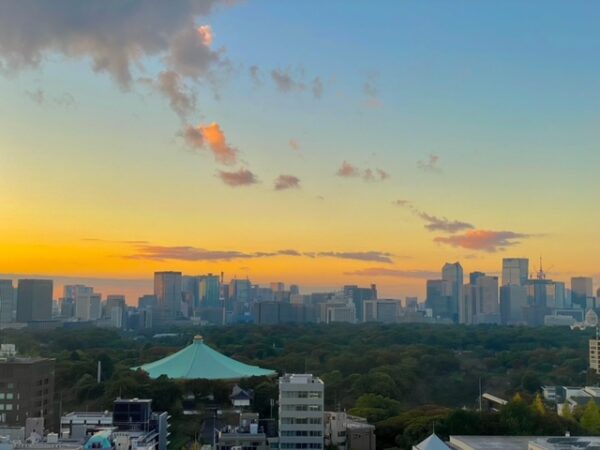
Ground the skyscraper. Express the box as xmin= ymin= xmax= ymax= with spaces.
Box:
xmin=571 ymin=277 xmax=594 ymax=310
xmin=463 ymin=273 xmax=499 ymax=324
xmin=154 ymin=272 xmax=182 ymax=320
xmin=200 ymin=274 xmax=221 ymax=308
xmin=16 ymin=279 xmax=53 ymax=322
xmin=500 ymin=284 xmax=528 ymax=325
xmin=502 ymin=258 xmax=529 ymax=286
xmin=442 ymin=262 xmax=463 ymax=323
xmin=0 ymin=280 xmax=15 ymax=323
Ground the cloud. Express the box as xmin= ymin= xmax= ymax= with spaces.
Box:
xmin=344 ymin=267 xmax=439 ymax=279
xmin=316 ymin=251 xmax=394 ymax=264
xmin=218 ymin=168 xmax=258 ymax=187
xmin=249 ymin=65 xmax=261 ymax=86
xmin=0 ymin=1 xmax=227 ymax=89
xmin=123 ymin=244 xmax=394 ymax=263
xmin=183 ymin=122 xmax=238 ymax=165
xmin=394 ymin=201 xmax=474 ymax=233
xmin=417 ymin=154 xmax=442 ymax=173
xmin=156 ymin=70 xmax=196 ymax=120
xmin=274 ymin=174 xmax=301 ymax=191
xmin=25 ymin=88 xmax=45 ymax=104
xmin=363 ymin=73 xmax=382 ymax=108
xmin=271 ymin=68 xmax=305 ymax=93
xmin=311 ymin=77 xmax=323 ymax=99
xmin=289 ymin=139 xmax=300 ymax=151
xmin=433 ymin=230 xmax=531 ymax=252
xmin=25 ymin=89 xmax=76 ymax=108
xmin=337 ymin=161 xmax=360 ymax=177
xmin=337 ymin=161 xmax=389 ymax=182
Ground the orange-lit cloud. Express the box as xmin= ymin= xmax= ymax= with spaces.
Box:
xmin=434 ymin=230 xmax=531 ymax=252
xmin=218 ymin=167 xmax=258 ymax=186
xmin=183 ymin=122 xmax=238 ymax=165
xmin=197 ymin=25 xmax=214 ymax=47
xmin=337 ymin=162 xmax=389 ymax=182
xmin=274 ymin=174 xmax=300 ymax=190
xmin=344 ymin=267 xmax=438 ymax=279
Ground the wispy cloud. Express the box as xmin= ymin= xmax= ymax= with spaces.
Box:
xmin=218 ymin=168 xmax=258 ymax=187
xmin=417 ymin=154 xmax=442 ymax=173
xmin=434 ymin=230 xmax=532 ymax=252
xmin=393 ymin=201 xmax=474 ymax=233
xmin=274 ymin=174 xmax=301 ymax=191
xmin=249 ymin=65 xmax=261 ymax=86
xmin=123 ymin=244 xmax=395 ymax=263
xmin=337 ymin=162 xmax=389 ymax=182
xmin=156 ymin=70 xmax=196 ymax=120
xmin=271 ymin=68 xmax=323 ymax=99
xmin=344 ymin=267 xmax=439 ymax=279
xmin=289 ymin=139 xmax=300 ymax=151
xmin=0 ymin=2 xmax=228 ymax=88
xmin=363 ymin=72 xmax=382 ymax=108
xmin=183 ymin=122 xmax=238 ymax=165
xmin=315 ymin=251 xmax=394 ymax=264
xmin=25 ymin=89 xmax=76 ymax=108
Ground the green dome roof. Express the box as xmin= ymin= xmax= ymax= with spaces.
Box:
xmin=133 ymin=336 xmax=276 ymax=380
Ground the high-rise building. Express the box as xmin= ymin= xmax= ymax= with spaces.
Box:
xmin=154 ymin=272 xmax=182 ymax=320
xmin=463 ymin=274 xmax=499 ymax=324
xmin=363 ymin=300 xmax=400 ymax=323
xmin=500 ymin=284 xmax=528 ymax=325
xmin=0 ymin=356 xmax=55 ymax=427
xmin=278 ymin=373 xmax=324 ymax=450
xmin=229 ymin=279 xmax=251 ymax=303
xmin=138 ymin=294 xmax=158 ymax=310
xmin=105 ymin=295 xmax=126 ymax=328
xmin=16 ymin=279 xmax=53 ymax=323
xmin=442 ymin=262 xmax=463 ymax=323
xmin=200 ymin=274 xmax=220 ymax=308
xmin=75 ymin=292 xmax=101 ymax=321
xmin=0 ymin=280 xmax=15 ymax=323
xmin=426 ymin=279 xmax=451 ymax=320
xmin=343 ymin=285 xmax=377 ymax=322
xmin=271 ymin=282 xmax=285 ymax=293
xmin=571 ymin=277 xmax=594 ymax=310
xmin=502 ymin=258 xmax=529 ymax=286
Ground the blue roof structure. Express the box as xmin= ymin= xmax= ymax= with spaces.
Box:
xmin=133 ymin=335 xmax=276 ymax=380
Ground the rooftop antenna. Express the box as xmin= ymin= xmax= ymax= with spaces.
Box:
xmin=537 ymin=256 xmax=546 ymax=280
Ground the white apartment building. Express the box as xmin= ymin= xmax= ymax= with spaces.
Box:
xmin=278 ymin=374 xmax=324 ymax=450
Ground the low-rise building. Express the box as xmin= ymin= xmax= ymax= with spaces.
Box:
xmin=325 ymin=412 xmax=375 ymax=450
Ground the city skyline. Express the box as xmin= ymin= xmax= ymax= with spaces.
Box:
xmin=2 ymin=2 xmax=600 ymax=299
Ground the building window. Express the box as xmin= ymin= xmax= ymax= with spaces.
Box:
xmin=6 ymin=394 xmax=12 ymax=400
xmin=6 ymin=405 xmax=12 ymax=411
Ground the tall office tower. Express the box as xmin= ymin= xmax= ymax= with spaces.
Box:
xmin=271 ymin=282 xmax=285 ymax=293
xmin=138 ymin=294 xmax=158 ymax=310
xmin=229 ymin=279 xmax=251 ymax=303
xmin=200 ymin=274 xmax=221 ymax=308
xmin=154 ymin=272 xmax=182 ymax=320
xmin=0 ymin=357 xmax=55 ymax=426
xmin=105 ymin=295 xmax=127 ymax=328
xmin=442 ymin=262 xmax=463 ymax=323
xmin=16 ymin=279 xmax=53 ymax=323
xmin=279 ymin=374 xmax=324 ymax=450
xmin=289 ymin=285 xmax=300 ymax=296
xmin=499 ymin=284 xmax=528 ymax=324
xmin=502 ymin=258 xmax=529 ymax=286
xmin=426 ymin=279 xmax=450 ymax=320
xmin=463 ymin=274 xmax=499 ymax=324
xmin=181 ymin=276 xmax=200 ymax=309
xmin=63 ymin=284 xmax=93 ymax=300
xmin=342 ymin=285 xmax=377 ymax=323
xmin=75 ymin=292 xmax=102 ymax=321
xmin=0 ymin=280 xmax=15 ymax=323
xmin=571 ymin=277 xmax=594 ymax=310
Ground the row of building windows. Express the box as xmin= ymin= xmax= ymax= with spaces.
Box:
xmin=280 ymin=430 xmax=322 ymax=437
xmin=0 ymin=393 xmax=14 ymax=400
xmin=281 ymin=391 xmax=322 ymax=399
xmin=281 ymin=417 xmax=322 ymax=425
xmin=281 ymin=405 xmax=322 ymax=412
xmin=280 ymin=444 xmax=322 ymax=449
xmin=0 ymin=404 xmax=13 ymax=411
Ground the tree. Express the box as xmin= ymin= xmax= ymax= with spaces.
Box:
xmin=580 ymin=401 xmax=600 ymax=434
xmin=561 ymin=403 xmax=574 ymax=421
xmin=532 ymin=393 xmax=546 ymax=416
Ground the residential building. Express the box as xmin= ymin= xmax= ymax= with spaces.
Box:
xmin=324 ymin=412 xmax=375 ymax=450
xmin=16 ymin=280 xmax=53 ymax=323
xmin=278 ymin=374 xmax=324 ymax=450
xmin=590 ymin=338 xmax=600 ymax=374
xmin=0 ymin=356 xmax=55 ymax=428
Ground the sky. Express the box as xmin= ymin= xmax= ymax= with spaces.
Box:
xmin=1 ymin=0 xmax=600 ymax=302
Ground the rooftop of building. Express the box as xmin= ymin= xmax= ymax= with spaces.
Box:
xmin=448 ymin=435 xmax=544 ymax=450
xmin=279 ymin=373 xmax=323 ymax=384
xmin=0 ymin=356 xmax=54 ymax=364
